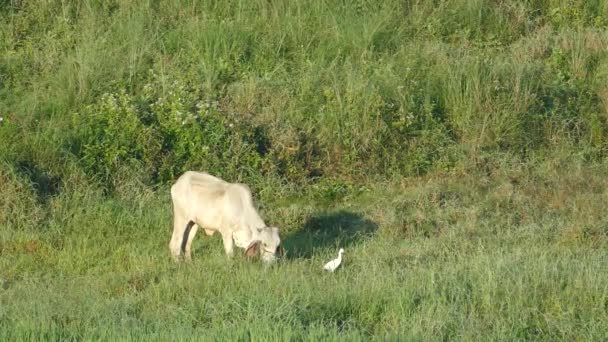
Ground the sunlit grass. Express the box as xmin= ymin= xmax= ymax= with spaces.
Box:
xmin=1 ymin=156 xmax=607 ymax=339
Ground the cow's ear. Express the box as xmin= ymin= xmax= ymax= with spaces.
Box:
xmin=245 ymin=241 xmax=260 ymax=257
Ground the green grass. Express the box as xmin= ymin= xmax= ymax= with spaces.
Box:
xmin=1 ymin=155 xmax=607 ymax=340
xmin=1 ymin=0 xmax=608 ymax=340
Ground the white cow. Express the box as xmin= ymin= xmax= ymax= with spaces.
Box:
xmin=169 ymin=171 xmax=284 ymax=262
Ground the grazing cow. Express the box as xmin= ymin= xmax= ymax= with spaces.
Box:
xmin=169 ymin=171 xmax=284 ymax=262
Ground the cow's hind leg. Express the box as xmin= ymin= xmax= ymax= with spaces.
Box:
xmin=184 ymin=223 xmax=199 ymax=261
xmin=170 ymin=213 xmax=193 ymax=261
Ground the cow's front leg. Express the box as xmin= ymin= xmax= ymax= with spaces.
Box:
xmin=221 ymin=232 xmax=235 ymax=258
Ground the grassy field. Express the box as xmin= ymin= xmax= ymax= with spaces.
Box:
xmin=1 ymin=0 xmax=608 ymax=340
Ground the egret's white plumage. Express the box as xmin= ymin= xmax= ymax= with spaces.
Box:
xmin=323 ymin=248 xmax=344 ymax=272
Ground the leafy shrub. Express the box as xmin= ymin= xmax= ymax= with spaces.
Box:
xmin=70 ymin=73 xmax=268 ymax=190
xmin=545 ymin=1 xmax=608 ymax=28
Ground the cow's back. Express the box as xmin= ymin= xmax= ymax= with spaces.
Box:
xmin=222 ymin=182 xmax=264 ymax=227
xmin=171 ymin=172 xmax=226 ymax=225
xmin=170 ymin=171 xmax=264 ymax=231
xmin=169 ymin=171 xmax=274 ymax=258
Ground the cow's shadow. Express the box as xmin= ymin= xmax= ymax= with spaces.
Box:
xmin=283 ymin=210 xmax=378 ymax=259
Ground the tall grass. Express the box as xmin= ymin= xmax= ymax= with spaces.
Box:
xmin=2 ymin=0 xmax=607 ymax=183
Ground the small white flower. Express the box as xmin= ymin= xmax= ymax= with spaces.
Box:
xmin=228 ymin=123 xmax=234 ymax=128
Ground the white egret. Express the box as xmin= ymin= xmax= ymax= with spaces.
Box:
xmin=323 ymin=248 xmax=344 ymax=272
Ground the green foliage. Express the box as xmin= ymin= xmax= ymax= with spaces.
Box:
xmin=71 ymin=73 xmax=268 ymax=188
xmin=545 ymin=0 xmax=608 ymax=28
xmin=2 ymin=0 xmax=608 ymax=185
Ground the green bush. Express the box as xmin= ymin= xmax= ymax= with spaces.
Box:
xmin=2 ymin=0 xmax=607 ymax=191
xmin=70 ymin=73 xmax=268 ymax=189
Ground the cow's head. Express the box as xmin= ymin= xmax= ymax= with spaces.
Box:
xmin=245 ymin=226 xmax=285 ymax=262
